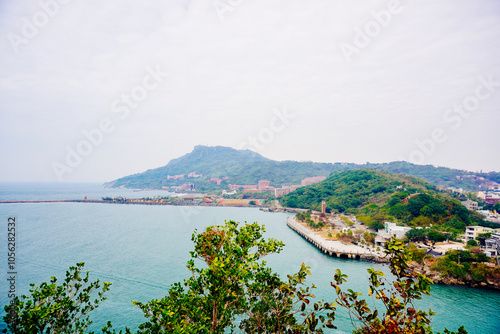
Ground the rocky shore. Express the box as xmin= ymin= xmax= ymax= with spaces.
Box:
xmin=409 ymin=261 xmax=500 ymax=290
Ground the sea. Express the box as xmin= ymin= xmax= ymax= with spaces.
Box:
xmin=0 ymin=182 xmax=499 ymax=333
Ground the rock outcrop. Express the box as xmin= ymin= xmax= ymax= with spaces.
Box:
xmin=408 ymin=261 xmax=500 ymax=290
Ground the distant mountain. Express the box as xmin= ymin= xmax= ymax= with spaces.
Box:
xmin=105 ymin=145 xmax=497 ymax=191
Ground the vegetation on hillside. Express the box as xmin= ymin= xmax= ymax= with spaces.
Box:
xmin=3 ymin=221 xmax=468 ymax=334
xmin=106 ymin=146 xmax=498 ymax=191
xmin=406 ymin=245 xmax=500 ymax=287
xmin=281 ymin=170 xmax=489 ymax=235
xmin=281 ymin=170 xmax=434 ymax=213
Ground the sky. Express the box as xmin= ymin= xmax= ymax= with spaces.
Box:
xmin=1 ymin=0 xmax=499 ymax=182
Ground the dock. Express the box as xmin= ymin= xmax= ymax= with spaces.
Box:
xmin=286 ymin=216 xmax=385 ymax=262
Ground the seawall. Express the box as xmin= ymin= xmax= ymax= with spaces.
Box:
xmin=286 ymin=216 xmax=386 ymax=262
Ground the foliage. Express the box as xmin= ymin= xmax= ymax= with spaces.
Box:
xmin=436 ymin=326 xmax=468 ymax=334
xmin=282 ymin=170 xmax=486 ymax=239
xmin=431 ymin=249 xmax=498 ymax=282
xmin=331 ymin=238 xmax=436 ymax=333
xmin=133 ymin=220 xmax=335 ymax=333
xmin=466 ymin=239 xmax=478 ymax=247
xmin=406 ymin=243 xmax=427 ymax=264
xmin=296 ymin=212 xmax=311 ymax=222
xmin=3 ymin=222 xmax=474 ymax=334
xmin=282 ymin=170 xmax=433 ymax=213
xmin=2 ymin=263 xmax=111 ymax=334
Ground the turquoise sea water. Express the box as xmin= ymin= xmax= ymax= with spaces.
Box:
xmin=0 ymin=183 xmax=499 ymax=333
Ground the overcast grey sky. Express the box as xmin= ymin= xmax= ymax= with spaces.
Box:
xmin=1 ymin=0 xmax=499 ymax=182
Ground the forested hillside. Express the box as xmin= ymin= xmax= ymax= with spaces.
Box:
xmin=281 ymin=169 xmax=489 ymax=236
xmin=105 ymin=145 xmax=498 ymax=191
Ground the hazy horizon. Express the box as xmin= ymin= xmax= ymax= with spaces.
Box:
xmin=1 ymin=0 xmax=499 ymax=182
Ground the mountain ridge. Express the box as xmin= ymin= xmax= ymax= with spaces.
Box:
xmin=105 ymin=145 xmax=498 ymax=191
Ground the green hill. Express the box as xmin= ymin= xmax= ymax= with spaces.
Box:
xmin=105 ymin=145 xmax=497 ymax=191
xmin=280 ymin=169 xmax=490 ymax=234
xmin=281 ymin=169 xmax=433 ymax=212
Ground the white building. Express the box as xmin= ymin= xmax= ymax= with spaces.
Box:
xmin=384 ymin=222 xmax=412 ymax=239
xmin=465 ymin=226 xmax=499 ymax=241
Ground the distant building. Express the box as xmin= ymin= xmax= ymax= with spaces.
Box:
xmin=258 ymin=180 xmax=271 ymax=190
xmin=275 ymin=187 xmax=291 ymax=197
xmin=485 ymin=193 xmax=500 ymax=205
xmin=384 ymin=222 xmax=412 ymax=239
xmin=485 ymin=232 xmax=500 ymax=257
xmin=209 ymin=177 xmax=222 ymax=185
xmin=462 ymin=199 xmax=478 ymax=210
xmin=179 ymin=184 xmax=195 ymax=191
xmin=188 ymin=172 xmax=202 ymax=178
xmin=300 ymin=176 xmax=326 ymax=186
xmin=465 ymin=226 xmax=497 ymax=240
xmin=321 ymin=200 xmax=326 ymax=214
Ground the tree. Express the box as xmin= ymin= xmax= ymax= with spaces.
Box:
xmin=466 ymin=239 xmax=478 ymax=247
xmin=134 ymin=220 xmax=334 ymax=333
xmin=2 ymin=263 xmax=111 ymax=334
xmin=331 ymin=238 xmax=467 ymax=334
xmin=405 ymin=228 xmax=428 ymax=243
xmin=427 ymin=230 xmax=448 ymax=244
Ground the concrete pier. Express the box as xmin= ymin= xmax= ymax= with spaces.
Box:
xmin=287 ymin=216 xmax=385 ymax=261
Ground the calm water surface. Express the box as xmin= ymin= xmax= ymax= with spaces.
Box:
xmin=0 ymin=183 xmax=498 ymax=333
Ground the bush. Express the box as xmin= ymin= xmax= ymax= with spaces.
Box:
xmin=466 ymin=239 xmax=478 ymax=247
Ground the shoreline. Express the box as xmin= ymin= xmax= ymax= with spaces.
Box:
xmin=0 ymin=199 xmax=304 ymax=212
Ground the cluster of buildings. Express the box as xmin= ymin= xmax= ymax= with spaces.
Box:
xmin=163 ymin=170 xmax=327 ymax=196
xmin=225 ymin=176 xmax=327 ymax=195
xmin=477 ymin=191 xmax=500 ymax=205
xmin=465 ymin=226 xmax=500 ymax=257
xmin=209 ymin=176 xmax=230 ymax=185
xmin=274 ymin=176 xmax=327 ymax=197
xmin=228 ymin=180 xmax=275 ymax=193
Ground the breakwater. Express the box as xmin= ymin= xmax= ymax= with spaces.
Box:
xmin=0 ymin=199 xmax=266 ymax=208
xmin=286 ymin=216 xmax=386 ymax=262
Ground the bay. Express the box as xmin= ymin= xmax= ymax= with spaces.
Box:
xmin=0 ymin=183 xmax=499 ymax=333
